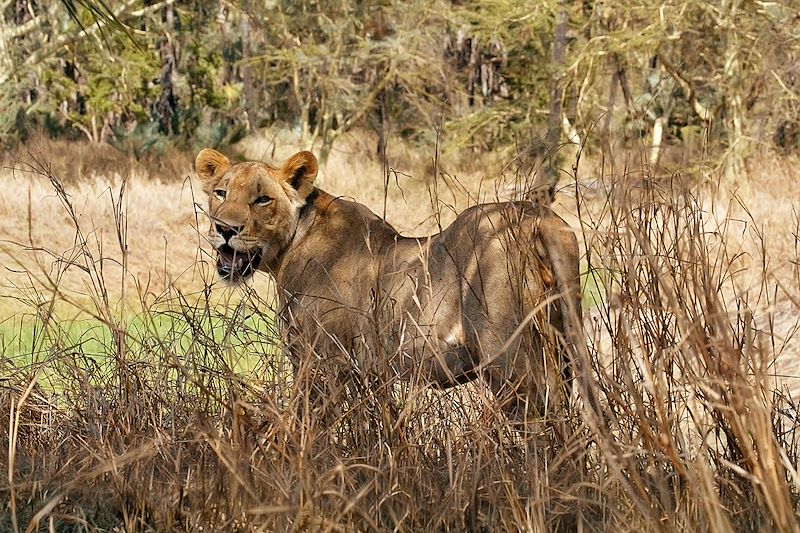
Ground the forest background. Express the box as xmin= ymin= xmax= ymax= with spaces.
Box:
xmin=2 ymin=0 xmax=798 ymax=185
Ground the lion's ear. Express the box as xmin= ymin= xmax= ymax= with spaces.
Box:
xmin=281 ymin=151 xmax=318 ymax=200
xmin=195 ymin=148 xmax=231 ymax=193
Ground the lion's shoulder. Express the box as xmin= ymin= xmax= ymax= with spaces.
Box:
xmin=307 ymin=191 xmax=400 ymax=244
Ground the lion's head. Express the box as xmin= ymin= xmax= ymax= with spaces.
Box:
xmin=195 ymin=148 xmax=318 ymax=281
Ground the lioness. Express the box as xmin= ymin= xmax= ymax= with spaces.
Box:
xmin=195 ymin=148 xmax=582 ymax=424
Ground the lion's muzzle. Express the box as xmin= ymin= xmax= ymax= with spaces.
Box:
xmin=216 ymin=243 xmax=261 ymax=281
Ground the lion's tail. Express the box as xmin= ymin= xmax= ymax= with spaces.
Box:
xmin=535 ymin=213 xmax=583 ymax=391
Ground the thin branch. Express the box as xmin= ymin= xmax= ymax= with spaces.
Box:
xmin=340 ymin=59 xmax=397 ymax=133
xmin=21 ymin=0 xmax=174 ymax=71
xmin=658 ymin=51 xmax=712 ymax=122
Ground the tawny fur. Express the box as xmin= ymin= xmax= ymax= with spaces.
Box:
xmin=196 ymin=148 xmax=582 ymax=423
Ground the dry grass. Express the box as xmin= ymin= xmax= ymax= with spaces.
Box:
xmin=2 ymin=133 xmax=800 ymax=531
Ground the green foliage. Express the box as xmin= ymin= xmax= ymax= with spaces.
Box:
xmin=1 ymin=0 xmax=799 ymax=170
xmin=109 ymin=122 xmax=166 ymax=159
xmin=242 ymin=1 xmax=455 ymax=159
xmin=191 ymin=119 xmax=249 ymax=150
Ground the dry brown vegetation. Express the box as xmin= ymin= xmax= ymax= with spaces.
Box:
xmin=2 ymin=132 xmax=800 ymax=531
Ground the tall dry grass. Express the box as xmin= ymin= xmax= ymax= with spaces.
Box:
xmin=2 ymin=139 xmax=800 ymax=531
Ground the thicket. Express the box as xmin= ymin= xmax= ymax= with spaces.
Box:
xmin=4 ymin=149 xmax=800 ymax=531
xmin=2 ymin=0 xmax=799 ymax=180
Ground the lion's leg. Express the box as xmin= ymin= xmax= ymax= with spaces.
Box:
xmin=477 ymin=322 xmax=568 ymax=436
xmin=285 ymin=324 xmax=350 ymax=429
xmin=549 ymin=302 xmax=575 ymax=397
xmin=424 ymin=345 xmax=479 ymax=389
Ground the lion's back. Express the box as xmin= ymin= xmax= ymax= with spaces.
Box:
xmin=436 ymin=200 xmax=573 ymax=268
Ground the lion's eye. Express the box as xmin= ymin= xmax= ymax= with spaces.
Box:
xmin=214 ymin=189 xmax=227 ymax=200
xmin=254 ymin=195 xmax=272 ymax=206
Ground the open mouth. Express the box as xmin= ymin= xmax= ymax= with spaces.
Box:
xmin=216 ymin=244 xmax=262 ymax=281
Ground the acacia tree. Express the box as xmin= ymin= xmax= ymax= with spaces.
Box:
xmin=239 ymin=0 xmax=453 ymax=162
xmin=0 ymin=1 xmax=172 ymax=142
xmin=446 ymin=1 xmax=553 ymax=154
xmin=569 ymin=0 xmax=799 ymax=179
xmin=446 ymin=0 xmax=800 ymax=182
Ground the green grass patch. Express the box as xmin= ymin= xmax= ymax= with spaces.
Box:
xmin=581 ymin=264 xmax=613 ymax=310
xmin=1 ymin=300 xmax=281 ymax=391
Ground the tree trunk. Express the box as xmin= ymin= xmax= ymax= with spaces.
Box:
xmin=376 ymin=85 xmax=389 ymax=164
xmin=156 ymin=3 xmax=178 ymax=135
xmin=721 ymin=0 xmax=746 ymax=184
xmin=539 ymin=0 xmax=569 ymax=193
xmin=0 ymin=18 xmax=12 ymax=88
xmin=650 ymin=115 xmax=666 ymax=166
xmin=467 ymin=36 xmax=478 ymax=108
xmin=602 ymin=70 xmax=618 ymax=142
xmin=241 ymin=11 xmax=258 ymax=135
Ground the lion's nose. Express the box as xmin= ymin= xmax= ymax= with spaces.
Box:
xmin=216 ymin=223 xmax=243 ymax=243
